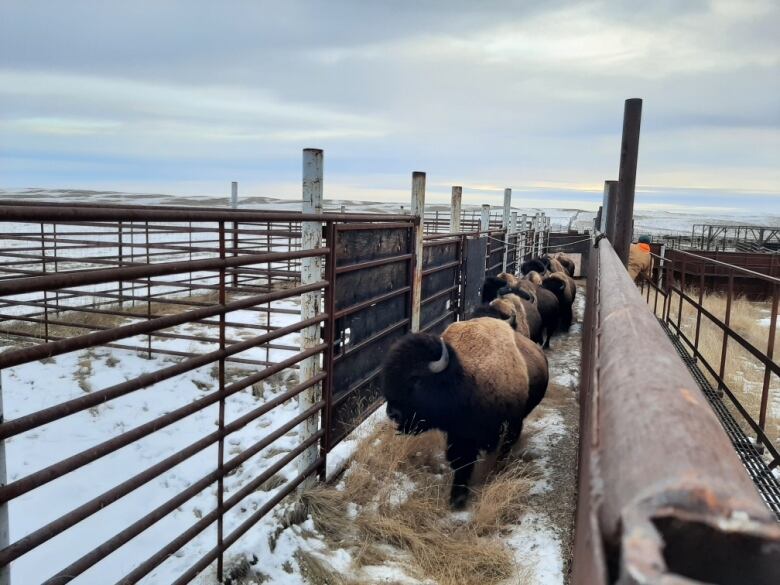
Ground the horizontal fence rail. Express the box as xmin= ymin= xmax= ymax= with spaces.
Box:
xmin=0 ymin=203 xmax=424 ymax=584
xmin=574 ymin=238 xmax=780 ymax=584
xmin=0 ymin=199 xmax=553 ymax=583
xmin=637 ymin=248 xmax=780 ymax=468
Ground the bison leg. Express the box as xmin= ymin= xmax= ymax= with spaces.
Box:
xmin=560 ymin=305 xmax=573 ymax=330
xmin=446 ymin=440 xmax=479 ymax=509
xmin=543 ymin=326 xmax=553 ymax=349
xmin=499 ymin=418 xmax=523 ymax=461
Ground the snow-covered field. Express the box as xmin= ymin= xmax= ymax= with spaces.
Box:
xmin=2 ymin=187 xmax=778 ymax=238
xmin=2 ymin=294 xmax=311 ymax=584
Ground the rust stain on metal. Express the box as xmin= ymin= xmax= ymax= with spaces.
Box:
xmin=573 ymin=238 xmax=780 ymax=585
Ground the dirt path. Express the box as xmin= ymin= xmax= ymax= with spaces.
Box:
xmin=510 ymin=281 xmax=585 ymax=583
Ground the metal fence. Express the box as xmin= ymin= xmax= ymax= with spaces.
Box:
xmin=0 ymin=200 xmax=549 ymax=583
xmin=0 ymin=202 xmax=418 ymax=584
xmin=637 ymin=247 xmax=779 ymax=468
xmin=574 ymin=238 xmax=780 ymax=584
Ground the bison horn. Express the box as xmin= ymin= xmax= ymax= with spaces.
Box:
xmin=501 ymin=310 xmax=518 ymax=329
xmin=428 ymin=339 xmax=449 ymax=373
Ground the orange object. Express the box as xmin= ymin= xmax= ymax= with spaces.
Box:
xmin=637 ymin=243 xmax=651 ymax=253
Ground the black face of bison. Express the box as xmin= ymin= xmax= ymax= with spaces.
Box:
xmin=521 ymin=258 xmax=546 ymax=275
xmin=386 ymin=398 xmax=433 ymax=435
xmin=381 ymin=334 xmax=471 ymax=438
xmin=481 ymin=276 xmax=508 ymax=303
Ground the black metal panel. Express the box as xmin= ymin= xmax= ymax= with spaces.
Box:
xmin=420 ymin=238 xmax=460 ymax=332
xmin=462 ymin=236 xmax=487 ymax=318
xmin=334 ymin=226 xmax=410 ymax=267
xmin=329 ymin=224 xmax=413 ymax=448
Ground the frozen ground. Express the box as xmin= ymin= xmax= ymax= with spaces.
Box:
xmin=1 ymin=295 xmax=314 ymax=584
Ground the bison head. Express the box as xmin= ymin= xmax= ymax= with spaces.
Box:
xmin=381 ymin=333 xmax=462 ymax=436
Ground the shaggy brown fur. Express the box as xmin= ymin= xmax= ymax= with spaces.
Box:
xmin=491 ymin=293 xmax=543 ymax=344
xmin=546 ymin=257 xmax=566 ymax=274
xmin=509 ymin=331 xmax=548 ymax=416
xmin=524 ymin=271 xmax=543 ymax=286
xmin=552 ymin=253 xmax=576 ymax=278
xmin=382 ymin=318 xmax=534 ymax=507
xmin=518 ymin=272 xmax=560 ymax=347
xmin=542 ymin=271 xmax=576 ymax=330
xmin=497 ymin=272 xmax=521 ymax=288
xmin=489 ymin=297 xmax=531 ymax=338
xmin=442 ymin=318 xmax=530 ymax=409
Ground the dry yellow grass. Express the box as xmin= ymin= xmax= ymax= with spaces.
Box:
xmin=302 ymin=422 xmax=536 ymax=585
xmin=661 ymin=290 xmax=779 ymax=444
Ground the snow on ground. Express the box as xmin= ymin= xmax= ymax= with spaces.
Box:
xmin=1 ymin=294 xmax=314 ymax=584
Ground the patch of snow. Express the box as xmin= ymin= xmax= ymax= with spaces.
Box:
xmin=524 ymin=410 xmax=567 ymax=495
xmin=504 ymin=512 xmax=565 ymax=585
xmin=326 ymin=406 xmax=387 ymax=480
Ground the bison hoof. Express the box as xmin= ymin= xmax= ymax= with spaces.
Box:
xmin=450 ymin=488 xmax=470 ymax=510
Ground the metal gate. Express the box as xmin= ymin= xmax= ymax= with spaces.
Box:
xmin=324 ymin=221 xmax=415 ymax=449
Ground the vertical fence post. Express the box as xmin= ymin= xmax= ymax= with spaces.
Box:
xmin=216 ymin=221 xmax=227 ymax=581
xmin=299 ymin=148 xmax=324 ymax=487
xmin=480 ymin=205 xmax=491 ymax=276
xmin=411 ymin=172 xmax=426 ymax=332
xmin=537 ymin=214 xmax=544 ymax=256
xmin=450 ymin=186 xmax=462 ymax=233
xmin=758 ymin=283 xmax=778 ymax=445
xmin=0 ymin=374 xmax=8 ymax=585
xmin=231 ymin=182 xmax=239 ymax=287
xmin=480 ymin=205 xmax=490 ymax=232
xmin=614 ymin=98 xmax=643 ymax=265
xmin=502 ymin=189 xmax=512 ymax=271
xmin=602 ymin=180 xmax=619 ymax=241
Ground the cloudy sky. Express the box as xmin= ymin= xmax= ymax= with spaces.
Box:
xmin=1 ymin=0 xmax=778 ymax=211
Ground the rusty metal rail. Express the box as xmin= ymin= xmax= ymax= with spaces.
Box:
xmin=638 ymin=248 xmax=779 ymax=467
xmin=574 ymin=238 xmax=780 ymax=584
xmin=0 ymin=203 xmax=419 ymax=584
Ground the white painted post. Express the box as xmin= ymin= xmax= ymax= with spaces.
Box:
xmin=450 ymin=186 xmax=462 ymax=233
xmin=501 ymin=189 xmax=512 ymax=271
xmin=502 ymin=188 xmax=512 ymax=228
xmin=0 ymin=374 xmax=8 ymax=585
xmin=480 ymin=204 xmax=490 ymax=232
xmin=510 ymin=211 xmax=517 ymax=234
xmin=411 ymin=172 xmax=426 ymax=332
xmin=299 ymin=148 xmax=324 ymax=487
xmin=230 ymin=181 xmax=238 ymax=209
